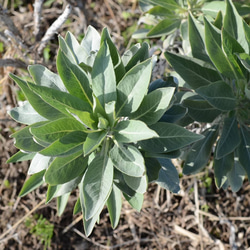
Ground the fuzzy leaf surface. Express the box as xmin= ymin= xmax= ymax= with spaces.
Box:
xmin=57 ymin=193 xmax=70 ymax=216
xmin=139 ymin=122 xmax=203 ymax=153
xmin=124 ymin=42 xmax=149 ymax=71
xmin=65 ymin=31 xmax=88 ymax=63
xmin=83 ymin=155 xmax=113 ymax=220
xmin=91 ymin=41 xmax=116 ymax=107
xmin=238 ymin=126 xmax=250 ymax=179
xmin=101 ymin=28 xmax=125 ymax=82
xmin=164 ymin=51 xmax=221 ymax=89
xmin=183 ymin=95 xmax=221 ymax=122
xmin=114 ymin=120 xmax=158 ymax=143
xmin=57 ymin=49 xmax=93 ymax=107
xmin=188 ymin=13 xmax=210 ymax=63
xmin=110 ymin=144 xmax=145 ymax=177
xmin=45 ymin=151 xmax=87 ymax=185
xmin=8 ymin=101 xmax=47 ymax=125
xmin=28 ymin=64 xmax=66 ymax=91
xmin=83 ymin=130 xmax=108 ymax=156
xmin=196 ymin=81 xmax=236 ymax=111
xmin=123 ymin=173 xmax=147 ymax=194
xmin=116 ymin=59 xmax=152 ymax=116
xmin=156 ymin=158 xmax=180 ymax=193
xmin=9 ymin=74 xmax=65 ymax=120
xmin=130 ymin=87 xmax=175 ymax=125
xmin=79 ymin=181 xmax=103 ymax=236
xmin=227 ymin=158 xmax=246 ymax=192
xmin=11 ymin=125 xmax=44 ymax=152
xmin=19 ymin=170 xmax=45 ymax=197
xmin=39 ymin=131 xmax=86 ymax=157
xmin=30 ymin=118 xmax=85 ymax=144
xmin=123 ymin=192 xmax=144 ymax=212
xmin=204 ymin=17 xmax=235 ymax=78
xmin=147 ymin=19 xmax=181 ymax=37
xmin=7 ymin=151 xmax=36 ymax=164
xmin=80 ymin=25 xmax=101 ymax=55
xmin=27 ymin=82 xmax=92 ymax=115
xmin=183 ymin=125 xmax=219 ymax=175
xmin=214 ymin=152 xmax=234 ymax=188
xmin=144 ymin=157 xmax=161 ymax=183
xmin=28 ymin=153 xmax=52 ymax=174
xmin=216 ymin=117 xmax=240 ymax=159
xmin=106 ymin=184 xmax=122 ymax=228
xmin=224 ymin=0 xmax=248 ymax=53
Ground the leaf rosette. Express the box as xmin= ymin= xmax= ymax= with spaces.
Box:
xmin=8 ymin=26 xmax=203 ymax=235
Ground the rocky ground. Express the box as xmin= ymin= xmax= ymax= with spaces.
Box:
xmin=0 ymin=1 xmax=250 ymax=249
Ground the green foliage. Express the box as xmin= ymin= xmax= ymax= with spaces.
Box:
xmin=25 ymin=214 xmax=54 ymax=250
xmin=8 ymin=26 xmax=203 ymax=236
xmin=165 ymin=0 xmax=250 ymax=192
xmin=135 ymin=0 xmax=249 ymax=54
xmin=134 ymin=0 xmax=225 ymax=38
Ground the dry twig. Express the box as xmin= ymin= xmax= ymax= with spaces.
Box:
xmin=4 ymin=30 xmax=28 ymax=50
xmin=62 ymin=214 xmax=83 ymax=234
xmin=0 ymin=58 xmax=27 ymax=68
xmin=0 ymin=6 xmax=21 ymax=37
xmin=37 ymin=4 xmax=72 ymax=54
xmin=33 ymin=0 xmax=44 ymax=40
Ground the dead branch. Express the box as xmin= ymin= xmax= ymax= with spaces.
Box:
xmin=37 ymin=4 xmax=72 ymax=54
xmin=33 ymin=0 xmax=44 ymax=40
xmin=4 ymin=30 xmax=28 ymax=50
xmin=0 ymin=58 xmax=27 ymax=68
xmin=0 ymin=5 xmax=21 ymax=37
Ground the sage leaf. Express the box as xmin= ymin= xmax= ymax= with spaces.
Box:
xmin=227 ymin=157 xmax=246 ymax=192
xmin=110 ymin=144 xmax=145 ymax=177
xmin=28 ymin=64 xmax=66 ymax=91
xmin=57 ymin=49 xmax=93 ymax=107
xmin=19 ymin=170 xmax=45 ymax=197
xmin=165 ymin=51 xmax=221 ymax=89
xmin=30 ymin=118 xmax=86 ymax=144
xmin=11 ymin=125 xmax=44 ymax=152
xmin=27 ymin=81 xmax=92 ymax=115
xmin=82 ymin=155 xmax=113 ymax=220
xmin=214 ymin=152 xmax=234 ymax=188
xmin=116 ymin=59 xmax=152 ymax=116
xmin=147 ymin=19 xmax=181 ymax=38
xmin=57 ymin=193 xmax=70 ymax=216
xmin=130 ymin=87 xmax=175 ymax=125
xmin=7 ymin=151 xmax=36 ymax=164
xmin=91 ymin=41 xmax=116 ymax=107
xmin=144 ymin=157 xmax=161 ymax=183
xmin=204 ymin=16 xmax=235 ymax=78
xmin=196 ymin=81 xmax=236 ymax=111
xmin=114 ymin=120 xmax=158 ymax=143
xmin=65 ymin=31 xmax=88 ymax=63
xmin=45 ymin=151 xmax=88 ymax=185
xmin=139 ymin=122 xmax=203 ymax=153
xmin=238 ymin=126 xmax=250 ymax=179
xmin=123 ymin=192 xmax=144 ymax=212
xmin=8 ymin=101 xmax=47 ymax=125
xmin=9 ymin=73 xmax=65 ymax=120
xmin=216 ymin=117 xmax=240 ymax=159
xmin=106 ymin=184 xmax=122 ymax=228
xmin=83 ymin=130 xmax=108 ymax=156
xmin=39 ymin=131 xmax=86 ymax=157
xmin=123 ymin=173 xmax=147 ymax=194
xmin=28 ymin=153 xmax=53 ymax=174
xmin=156 ymin=158 xmax=180 ymax=193
xmin=183 ymin=125 xmax=219 ymax=175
